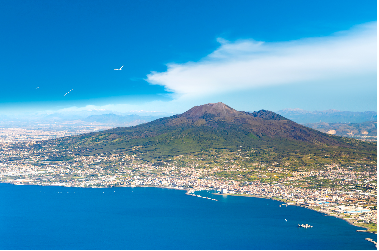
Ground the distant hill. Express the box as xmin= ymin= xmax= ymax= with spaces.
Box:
xmin=39 ymin=103 xmax=376 ymax=167
xmin=83 ymin=114 xmax=162 ymax=125
xmin=304 ymin=121 xmax=377 ymax=142
xmin=0 ymin=110 xmax=169 ymax=124
xmin=277 ymin=109 xmax=377 ymax=124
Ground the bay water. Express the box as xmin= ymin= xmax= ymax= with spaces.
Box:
xmin=0 ymin=183 xmax=376 ymax=249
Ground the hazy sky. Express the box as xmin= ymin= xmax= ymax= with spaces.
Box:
xmin=0 ymin=0 xmax=376 ymax=115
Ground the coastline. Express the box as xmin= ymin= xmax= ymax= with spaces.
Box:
xmin=1 ymin=182 xmax=377 ymax=250
xmin=3 ymin=181 xmax=377 ymax=235
xmin=217 ymin=192 xmax=377 ymax=234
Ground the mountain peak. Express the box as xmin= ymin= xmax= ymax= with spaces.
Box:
xmin=249 ymin=110 xmax=287 ymax=120
xmin=182 ymin=102 xmax=239 ymax=119
xmin=46 ymin=102 xmax=375 ymax=164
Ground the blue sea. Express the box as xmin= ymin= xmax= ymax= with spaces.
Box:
xmin=0 ymin=183 xmax=376 ymax=250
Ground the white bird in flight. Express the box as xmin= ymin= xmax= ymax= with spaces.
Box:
xmin=64 ymin=89 xmax=73 ymax=96
xmin=114 ymin=65 xmax=124 ymax=70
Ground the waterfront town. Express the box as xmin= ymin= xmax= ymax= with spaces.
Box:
xmin=0 ymin=126 xmax=376 ymax=234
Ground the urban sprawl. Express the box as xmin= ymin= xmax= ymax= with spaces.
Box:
xmin=0 ymin=127 xmax=376 ymax=234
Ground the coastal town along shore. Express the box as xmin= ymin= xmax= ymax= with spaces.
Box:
xmin=1 ymin=141 xmax=376 ymax=234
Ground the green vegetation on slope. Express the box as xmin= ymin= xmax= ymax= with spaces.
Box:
xmin=33 ymin=103 xmax=375 ymax=173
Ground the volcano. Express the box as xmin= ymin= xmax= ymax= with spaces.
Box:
xmin=43 ymin=102 xmax=376 ymax=162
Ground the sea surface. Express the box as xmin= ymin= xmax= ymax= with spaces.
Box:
xmin=0 ymin=183 xmax=376 ymax=250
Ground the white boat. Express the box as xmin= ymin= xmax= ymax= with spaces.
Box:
xmin=298 ymin=224 xmax=313 ymax=228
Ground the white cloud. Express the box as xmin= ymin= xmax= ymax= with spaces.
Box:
xmin=146 ymin=22 xmax=376 ymax=98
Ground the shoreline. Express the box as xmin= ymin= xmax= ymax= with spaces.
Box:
xmin=3 ymin=181 xmax=377 ymax=235
xmin=1 ymin=183 xmax=377 ymax=250
xmin=217 ymin=192 xmax=377 ymax=234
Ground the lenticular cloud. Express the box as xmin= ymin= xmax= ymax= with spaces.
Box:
xmin=146 ymin=22 xmax=376 ymax=98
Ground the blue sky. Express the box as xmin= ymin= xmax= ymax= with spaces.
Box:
xmin=0 ymin=0 xmax=376 ymax=115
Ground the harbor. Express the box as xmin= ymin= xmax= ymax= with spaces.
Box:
xmin=186 ymin=189 xmax=218 ymax=201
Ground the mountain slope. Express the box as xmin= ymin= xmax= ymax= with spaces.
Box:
xmin=41 ymin=103 xmax=376 ymax=166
